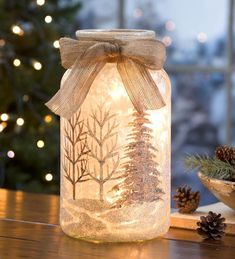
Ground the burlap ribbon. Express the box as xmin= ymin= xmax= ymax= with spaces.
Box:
xmin=46 ymin=37 xmax=166 ymax=119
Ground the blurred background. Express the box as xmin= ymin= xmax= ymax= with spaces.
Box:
xmin=0 ymin=0 xmax=234 ymax=205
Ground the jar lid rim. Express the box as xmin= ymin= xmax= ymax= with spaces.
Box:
xmin=76 ymin=29 xmax=155 ymax=40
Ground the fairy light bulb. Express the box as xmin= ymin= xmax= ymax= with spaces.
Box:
xmin=45 ymin=173 xmax=53 ymax=181
xmin=13 ymin=58 xmax=21 ymax=67
xmin=23 ymin=95 xmax=29 ymax=102
xmin=11 ymin=25 xmax=24 ymax=36
xmin=0 ymin=39 xmax=6 ymax=47
xmin=37 ymin=140 xmax=45 ymax=148
xmin=36 ymin=0 xmax=45 ymax=6
xmin=7 ymin=150 xmax=15 ymax=158
xmin=16 ymin=117 xmax=24 ymax=126
xmin=33 ymin=61 xmax=42 ymax=70
xmin=53 ymin=40 xmax=59 ymax=48
xmin=45 ymin=15 xmax=52 ymax=23
xmin=44 ymin=115 xmax=53 ymax=123
xmin=0 ymin=122 xmax=7 ymax=132
xmin=1 ymin=113 xmax=9 ymax=121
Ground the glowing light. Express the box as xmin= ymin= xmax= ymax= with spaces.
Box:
xmin=109 ymin=86 xmax=127 ymax=99
xmin=16 ymin=117 xmax=24 ymax=126
xmin=165 ymin=20 xmax=176 ymax=31
xmin=45 ymin=173 xmax=53 ymax=181
xmin=11 ymin=25 xmax=24 ymax=36
xmin=44 ymin=115 xmax=53 ymax=123
xmin=1 ymin=113 xmax=9 ymax=121
xmin=0 ymin=39 xmax=5 ymax=47
xmin=162 ymin=36 xmax=172 ymax=47
xmin=0 ymin=122 xmax=7 ymax=132
xmin=36 ymin=0 xmax=45 ymax=6
xmin=45 ymin=15 xmax=52 ymax=23
xmin=13 ymin=58 xmax=21 ymax=67
xmin=33 ymin=61 xmax=42 ymax=70
xmin=133 ymin=8 xmax=143 ymax=18
xmin=23 ymin=95 xmax=29 ymax=102
xmin=7 ymin=150 xmax=15 ymax=158
xmin=197 ymin=32 xmax=207 ymax=43
xmin=53 ymin=40 xmax=60 ymax=48
xmin=37 ymin=140 xmax=45 ymax=148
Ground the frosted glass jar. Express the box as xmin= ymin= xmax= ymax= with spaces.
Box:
xmin=60 ymin=29 xmax=171 ymax=242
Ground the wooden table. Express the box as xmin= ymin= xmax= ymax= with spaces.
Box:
xmin=0 ymin=189 xmax=234 ymax=259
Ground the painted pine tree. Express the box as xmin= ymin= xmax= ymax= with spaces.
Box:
xmin=111 ymin=111 xmax=164 ymax=208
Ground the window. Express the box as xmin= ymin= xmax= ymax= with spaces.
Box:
xmin=78 ymin=0 xmax=235 ymax=204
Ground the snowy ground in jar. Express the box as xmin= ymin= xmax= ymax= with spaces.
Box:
xmin=60 ymin=198 xmax=170 ymax=242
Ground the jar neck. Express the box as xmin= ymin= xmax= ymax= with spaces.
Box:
xmin=76 ymin=29 xmax=156 ymax=41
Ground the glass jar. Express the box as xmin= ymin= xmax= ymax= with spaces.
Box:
xmin=60 ymin=29 xmax=171 ymax=242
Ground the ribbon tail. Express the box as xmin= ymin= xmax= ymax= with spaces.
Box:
xmin=117 ymin=58 xmax=165 ymax=113
xmin=46 ymin=58 xmax=106 ymax=119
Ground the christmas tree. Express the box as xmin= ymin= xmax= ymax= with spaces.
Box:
xmin=0 ymin=0 xmax=80 ymax=193
xmin=111 ymin=111 xmax=164 ymax=208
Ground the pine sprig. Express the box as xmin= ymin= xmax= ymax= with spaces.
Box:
xmin=185 ymin=155 xmax=235 ymax=181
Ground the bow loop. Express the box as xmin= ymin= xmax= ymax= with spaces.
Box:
xmin=46 ymin=36 xmax=166 ymax=119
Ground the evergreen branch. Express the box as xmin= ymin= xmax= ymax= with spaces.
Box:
xmin=185 ymin=155 xmax=235 ymax=180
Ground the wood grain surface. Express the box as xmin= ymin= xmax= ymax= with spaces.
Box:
xmin=0 ymin=189 xmax=235 ymax=259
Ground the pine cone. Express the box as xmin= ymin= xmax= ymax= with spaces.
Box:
xmin=173 ymin=185 xmax=200 ymax=213
xmin=215 ymin=145 xmax=235 ymax=164
xmin=197 ymin=211 xmax=226 ymax=240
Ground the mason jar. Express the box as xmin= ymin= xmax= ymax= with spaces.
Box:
xmin=59 ymin=29 xmax=171 ymax=242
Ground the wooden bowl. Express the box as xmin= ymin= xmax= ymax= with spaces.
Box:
xmin=198 ymin=172 xmax=235 ymax=211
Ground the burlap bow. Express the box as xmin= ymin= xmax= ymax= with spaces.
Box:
xmin=46 ymin=37 xmax=166 ymax=119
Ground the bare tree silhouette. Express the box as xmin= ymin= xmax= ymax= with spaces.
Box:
xmin=63 ymin=110 xmax=90 ymax=200
xmin=86 ymin=104 xmax=122 ymax=202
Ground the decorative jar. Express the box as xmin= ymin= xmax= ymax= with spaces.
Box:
xmin=47 ymin=29 xmax=171 ymax=242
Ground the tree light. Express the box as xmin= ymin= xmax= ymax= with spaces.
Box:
xmin=1 ymin=113 xmax=9 ymax=121
xmin=33 ymin=61 xmax=42 ymax=70
xmin=53 ymin=40 xmax=60 ymax=48
xmin=11 ymin=25 xmax=24 ymax=36
xmin=23 ymin=95 xmax=29 ymax=102
xmin=0 ymin=122 xmax=7 ymax=132
xmin=7 ymin=150 xmax=15 ymax=158
xmin=45 ymin=15 xmax=52 ymax=23
xmin=44 ymin=115 xmax=53 ymax=123
xmin=45 ymin=173 xmax=53 ymax=181
xmin=36 ymin=0 xmax=45 ymax=6
xmin=13 ymin=59 xmax=21 ymax=67
xmin=37 ymin=140 xmax=45 ymax=148
xmin=16 ymin=117 xmax=24 ymax=126
xmin=0 ymin=39 xmax=5 ymax=47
